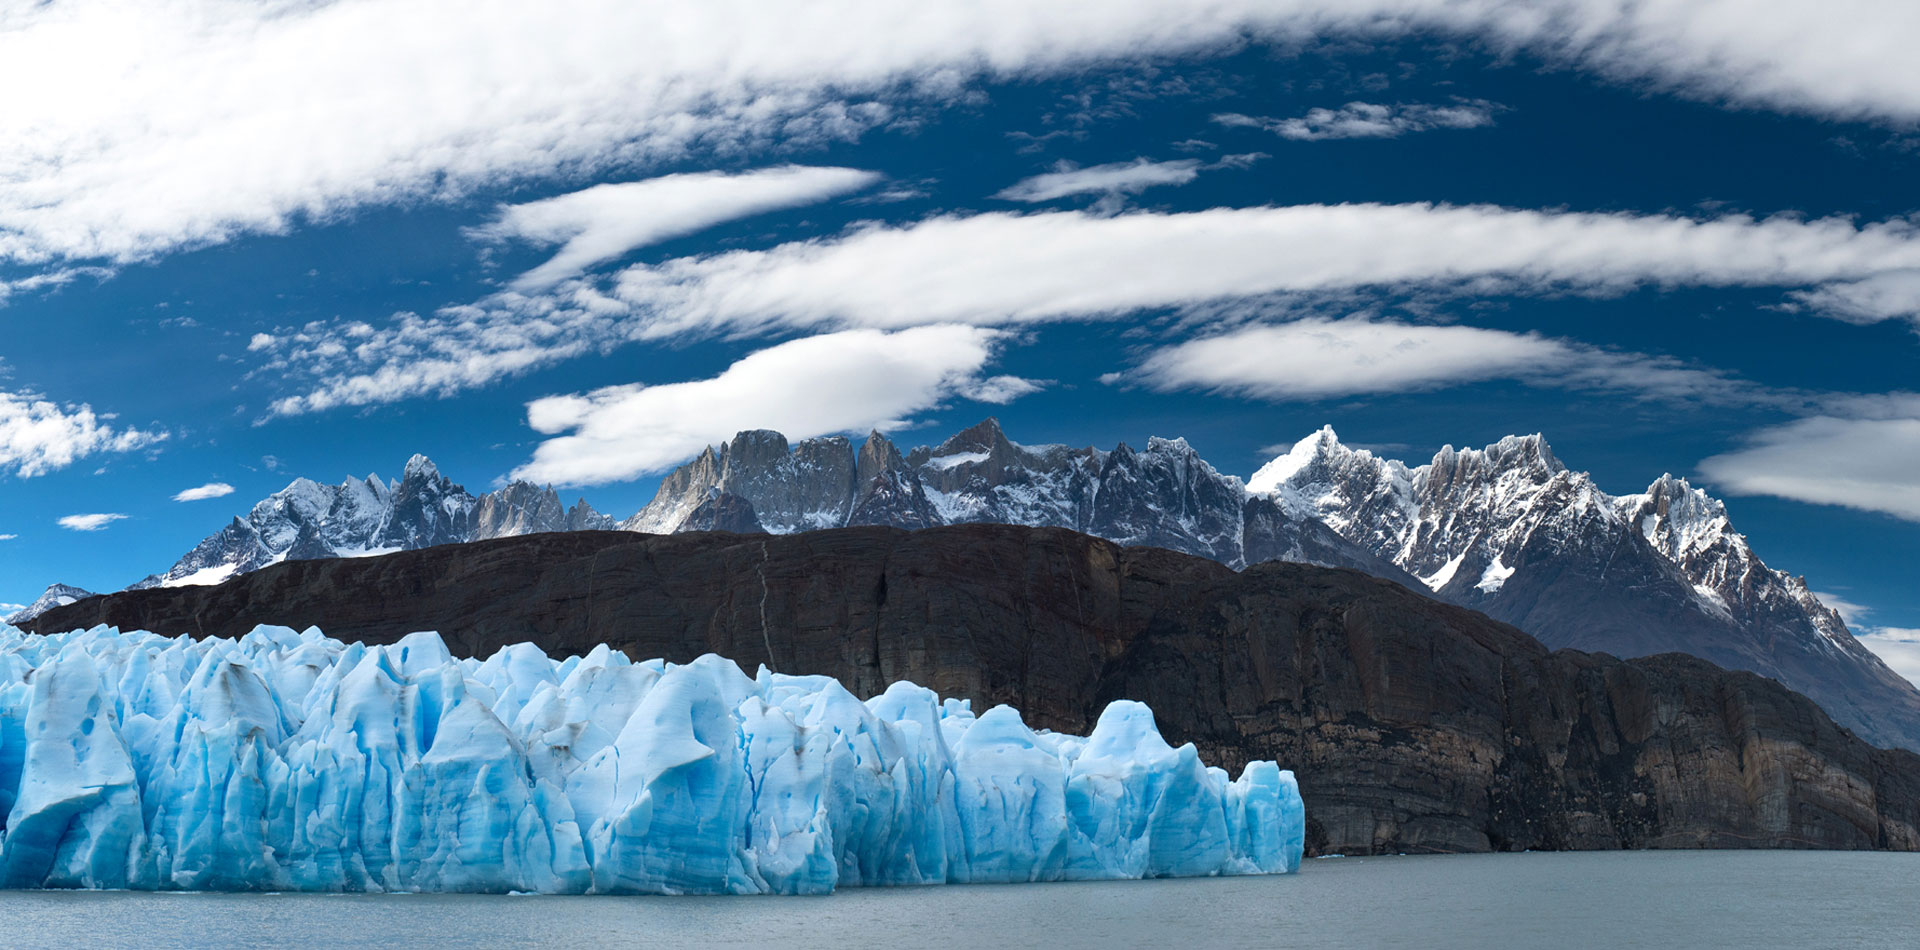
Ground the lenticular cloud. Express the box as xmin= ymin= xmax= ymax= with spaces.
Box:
xmin=0 ymin=625 xmax=1304 ymax=894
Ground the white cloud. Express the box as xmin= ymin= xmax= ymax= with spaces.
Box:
xmin=1698 ymin=396 xmax=1920 ymax=521
xmin=172 ymin=481 xmax=235 ymax=502
xmin=0 ymin=389 xmax=166 ymax=477
xmin=1118 ymin=317 xmax=1759 ymax=403
xmin=5 ymin=2 xmax=1920 ymax=276
xmin=0 ymin=534 xmax=16 ymax=541
xmin=513 ymin=325 xmax=1028 ymax=485
xmin=472 ymin=166 xmax=881 ymax=290
xmin=0 ymin=0 xmax=1295 ymax=271
xmin=1857 ymin=627 xmax=1920 ymax=688
xmin=1213 ymin=100 xmax=1499 ymax=140
xmin=261 ymin=202 xmax=1920 ymax=417
xmin=58 ymin=513 xmax=127 ymax=532
xmin=994 ymin=158 xmax=1204 ymax=203
xmin=597 ymin=205 xmax=1920 ymax=336
xmin=1786 ymin=270 xmax=1920 ymax=325
xmin=0 ymin=267 xmax=108 ymax=307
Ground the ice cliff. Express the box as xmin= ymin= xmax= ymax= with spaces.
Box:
xmin=0 ymin=624 xmax=1303 ymax=894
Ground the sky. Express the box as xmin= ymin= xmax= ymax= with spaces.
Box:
xmin=0 ymin=1 xmax=1917 ymax=665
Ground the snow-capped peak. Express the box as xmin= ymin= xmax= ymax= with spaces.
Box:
xmin=4 ymin=583 xmax=96 ymax=625
xmin=1486 ymin=433 xmax=1564 ymax=475
xmin=401 ymin=453 xmax=441 ymax=481
xmin=1623 ymin=474 xmax=1737 ymax=561
xmin=930 ymin=417 xmax=1012 ymax=457
xmin=1248 ymin=425 xmax=1346 ymax=494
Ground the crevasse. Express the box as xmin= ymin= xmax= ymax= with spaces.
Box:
xmin=0 ymin=625 xmax=1304 ymax=894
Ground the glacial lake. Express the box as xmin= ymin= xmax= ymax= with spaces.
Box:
xmin=2 ymin=850 xmax=1915 ymax=949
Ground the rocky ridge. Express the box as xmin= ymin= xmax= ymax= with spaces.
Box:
xmin=622 ymin=419 xmax=1417 ymax=585
xmin=24 ymin=525 xmax=1920 ymax=856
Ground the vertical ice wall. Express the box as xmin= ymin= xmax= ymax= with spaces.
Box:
xmin=0 ymin=625 xmax=1304 ymax=894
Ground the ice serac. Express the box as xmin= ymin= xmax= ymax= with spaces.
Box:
xmin=0 ymin=625 xmax=1303 ymax=894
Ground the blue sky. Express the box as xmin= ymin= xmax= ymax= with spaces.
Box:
xmin=1 ymin=3 xmax=1917 ymax=651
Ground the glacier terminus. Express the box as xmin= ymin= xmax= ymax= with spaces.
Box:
xmin=0 ymin=624 xmax=1303 ymax=894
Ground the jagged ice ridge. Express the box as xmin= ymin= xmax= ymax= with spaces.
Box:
xmin=0 ymin=624 xmax=1303 ymax=894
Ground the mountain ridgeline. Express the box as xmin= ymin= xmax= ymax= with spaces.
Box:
xmin=127 ymin=456 xmax=614 ymax=590
xmin=14 ymin=418 xmax=1920 ymax=753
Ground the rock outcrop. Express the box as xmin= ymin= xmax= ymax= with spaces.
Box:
xmin=29 ymin=525 xmax=1920 ymax=856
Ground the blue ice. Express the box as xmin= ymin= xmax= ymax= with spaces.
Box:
xmin=0 ymin=624 xmax=1303 ymax=893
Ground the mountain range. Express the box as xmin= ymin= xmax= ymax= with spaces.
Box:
xmin=12 ymin=418 xmax=1920 ymax=751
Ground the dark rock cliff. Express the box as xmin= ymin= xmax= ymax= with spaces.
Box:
xmin=28 ymin=525 xmax=1920 ymax=856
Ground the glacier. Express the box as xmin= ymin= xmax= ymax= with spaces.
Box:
xmin=0 ymin=624 xmax=1303 ymax=894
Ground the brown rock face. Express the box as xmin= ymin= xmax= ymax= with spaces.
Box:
xmin=29 ymin=525 xmax=1920 ymax=855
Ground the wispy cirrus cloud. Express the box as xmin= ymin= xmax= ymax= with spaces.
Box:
xmin=994 ymin=157 xmax=1206 ymax=203
xmin=1698 ymin=394 xmax=1920 ymax=522
xmin=256 ymin=203 xmax=1920 ymax=418
xmin=580 ymin=205 xmax=1920 ymax=335
xmin=172 ymin=482 xmax=235 ymax=502
xmin=993 ymin=154 xmax=1266 ymax=210
xmin=57 ymin=513 xmax=127 ymax=532
xmin=471 ymin=166 xmax=881 ymax=290
xmin=1213 ymin=100 xmax=1500 ymax=140
xmin=513 ymin=325 xmax=1035 ymax=485
xmin=5 ymin=1 xmax=1920 ymax=281
xmin=1785 ymin=270 xmax=1920 ymax=326
xmin=1113 ymin=316 xmax=1774 ymax=405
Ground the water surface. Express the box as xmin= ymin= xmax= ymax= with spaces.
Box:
xmin=3 ymin=850 xmax=1914 ymax=949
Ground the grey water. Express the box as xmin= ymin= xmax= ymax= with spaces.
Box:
xmin=1 ymin=850 xmax=1914 ymax=949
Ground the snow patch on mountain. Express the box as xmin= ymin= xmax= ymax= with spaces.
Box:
xmin=1475 ymin=556 xmax=1514 ymax=593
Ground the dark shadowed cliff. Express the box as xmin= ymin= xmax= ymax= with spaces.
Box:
xmin=29 ymin=525 xmax=1920 ymax=856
